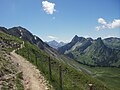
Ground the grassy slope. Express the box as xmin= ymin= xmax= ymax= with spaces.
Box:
xmin=0 ymin=31 xmax=22 ymax=52
xmin=16 ymin=41 xmax=111 ymax=90
xmin=70 ymin=62 xmax=120 ymax=90
xmin=54 ymin=52 xmax=120 ymax=90
xmin=1 ymin=31 xmax=119 ymax=90
xmin=0 ymin=32 xmax=24 ymax=90
xmin=82 ymin=65 xmax=120 ymax=90
xmin=71 ymin=48 xmax=120 ymax=90
xmin=0 ymin=31 xmax=22 ymax=44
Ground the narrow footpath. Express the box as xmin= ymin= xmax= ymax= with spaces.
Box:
xmin=10 ymin=42 xmax=50 ymax=90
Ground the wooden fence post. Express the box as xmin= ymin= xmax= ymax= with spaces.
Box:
xmin=59 ymin=65 xmax=62 ymax=90
xmin=35 ymin=55 xmax=37 ymax=66
xmin=48 ymin=57 xmax=52 ymax=81
xmin=88 ymin=84 xmax=93 ymax=90
xmin=28 ymin=49 xmax=29 ymax=60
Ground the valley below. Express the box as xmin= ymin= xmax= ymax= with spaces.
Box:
xmin=59 ymin=54 xmax=120 ymax=90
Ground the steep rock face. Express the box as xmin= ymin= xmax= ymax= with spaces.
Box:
xmin=75 ymin=38 xmax=92 ymax=53
xmin=58 ymin=35 xmax=86 ymax=54
xmin=0 ymin=27 xmax=9 ymax=34
xmin=8 ymin=26 xmax=36 ymax=44
xmin=58 ymin=36 xmax=120 ymax=67
xmin=84 ymin=38 xmax=119 ymax=66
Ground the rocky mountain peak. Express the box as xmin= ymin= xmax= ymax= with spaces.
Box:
xmin=96 ymin=37 xmax=102 ymax=41
xmin=72 ymin=35 xmax=85 ymax=43
xmin=95 ymin=37 xmax=105 ymax=47
xmin=0 ymin=26 xmax=8 ymax=34
xmin=87 ymin=38 xmax=93 ymax=41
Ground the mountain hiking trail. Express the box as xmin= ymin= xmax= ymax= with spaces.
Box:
xmin=10 ymin=41 xmax=50 ymax=90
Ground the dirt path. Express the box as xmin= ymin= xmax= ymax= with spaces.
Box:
xmin=10 ymin=42 xmax=50 ymax=90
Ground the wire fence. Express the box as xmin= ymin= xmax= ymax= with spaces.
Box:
xmin=25 ymin=49 xmax=94 ymax=90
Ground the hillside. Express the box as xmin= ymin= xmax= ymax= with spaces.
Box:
xmin=0 ymin=31 xmax=24 ymax=89
xmin=0 ymin=26 xmax=112 ymax=90
xmin=103 ymin=37 xmax=120 ymax=49
xmin=0 ymin=30 xmax=51 ymax=90
xmin=16 ymin=39 xmax=110 ymax=90
xmin=10 ymin=45 xmax=49 ymax=90
xmin=58 ymin=35 xmax=120 ymax=67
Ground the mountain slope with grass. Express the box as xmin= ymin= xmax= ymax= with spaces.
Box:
xmin=16 ymin=39 xmax=110 ymax=90
xmin=10 ymin=46 xmax=50 ymax=90
xmin=103 ymin=37 xmax=120 ymax=49
xmin=1 ymin=26 xmax=66 ymax=62
xmin=0 ymin=29 xmax=50 ymax=90
xmin=0 ymin=26 xmax=113 ymax=90
xmin=58 ymin=35 xmax=120 ymax=67
xmin=0 ymin=31 xmax=24 ymax=90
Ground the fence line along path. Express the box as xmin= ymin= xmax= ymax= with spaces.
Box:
xmin=10 ymin=41 xmax=50 ymax=90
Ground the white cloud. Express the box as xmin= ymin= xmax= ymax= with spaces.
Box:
xmin=42 ymin=1 xmax=56 ymax=14
xmin=98 ymin=18 xmax=107 ymax=25
xmin=96 ymin=18 xmax=120 ymax=30
xmin=48 ymin=36 xmax=57 ymax=39
xmin=111 ymin=19 xmax=120 ymax=28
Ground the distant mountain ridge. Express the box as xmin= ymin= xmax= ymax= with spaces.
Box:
xmin=1 ymin=26 xmax=120 ymax=67
xmin=46 ymin=40 xmax=66 ymax=49
xmin=58 ymin=35 xmax=120 ymax=67
xmin=103 ymin=37 xmax=120 ymax=49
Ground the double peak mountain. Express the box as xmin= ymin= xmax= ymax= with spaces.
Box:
xmin=0 ymin=26 xmax=120 ymax=67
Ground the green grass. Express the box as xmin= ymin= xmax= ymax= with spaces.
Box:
xmin=16 ymin=41 xmax=111 ymax=90
xmin=91 ymin=67 xmax=120 ymax=90
xmin=72 ymin=63 xmax=120 ymax=90
xmin=0 ymin=31 xmax=117 ymax=90
xmin=15 ymin=72 xmax=24 ymax=90
xmin=54 ymin=52 xmax=120 ymax=90
xmin=0 ymin=31 xmax=22 ymax=53
xmin=0 ymin=31 xmax=22 ymax=44
xmin=0 ymin=31 xmax=24 ymax=90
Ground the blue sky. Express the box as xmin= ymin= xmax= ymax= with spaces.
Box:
xmin=0 ymin=0 xmax=120 ymax=42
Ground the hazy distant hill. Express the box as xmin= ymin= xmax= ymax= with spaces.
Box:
xmin=58 ymin=35 xmax=120 ymax=67
xmin=46 ymin=40 xmax=66 ymax=49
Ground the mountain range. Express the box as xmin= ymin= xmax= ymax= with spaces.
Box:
xmin=0 ymin=26 xmax=52 ymax=51
xmin=1 ymin=26 xmax=115 ymax=90
xmin=46 ymin=40 xmax=66 ymax=49
xmin=0 ymin=26 xmax=70 ymax=64
xmin=0 ymin=26 xmax=120 ymax=68
xmin=58 ymin=35 xmax=120 ymax=67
